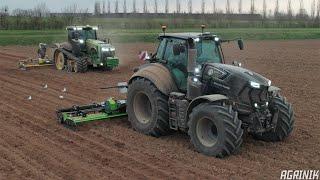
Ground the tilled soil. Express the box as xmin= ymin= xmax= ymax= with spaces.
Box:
xmin=0 ymin=40 xmax=319 ymax=179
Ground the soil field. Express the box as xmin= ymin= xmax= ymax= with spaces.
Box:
xmin=0 ymin=40 xmax=319 ymax=180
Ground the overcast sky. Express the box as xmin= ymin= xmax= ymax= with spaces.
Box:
xmin=1 ymin=0 xmax=315 ymax=15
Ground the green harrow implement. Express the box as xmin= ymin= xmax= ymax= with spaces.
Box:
xmin=57 ymin=98 xmax=127 ymax=127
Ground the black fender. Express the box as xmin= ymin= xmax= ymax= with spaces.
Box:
xmin=186 ymin=95 xmax=229 ymax=121
xmin=129 ymin=63 xmax=178 ymax=95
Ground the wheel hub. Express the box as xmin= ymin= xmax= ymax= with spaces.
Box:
xmin=196 ymin=117 xmax=218 ymax=147
xmin=133 ymin=92 xmax=152 ymax=124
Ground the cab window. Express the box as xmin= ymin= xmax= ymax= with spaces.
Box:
xmin=163 ymin=38 xmax=187 ymax=69
xmin=196 ymin=40 xmax=222 ymax=64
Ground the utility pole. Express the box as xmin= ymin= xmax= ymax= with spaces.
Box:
xmin=238 ymin=0 xmax=242 ymax=14
xmin=212 ymin=0 xmax=216 ymax=14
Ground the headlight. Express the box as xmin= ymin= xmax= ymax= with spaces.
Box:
xmin=102 ymin=47 xmax=116 ymax=52
xmin=79 ymin=39 xmax=84 ymax=44
xmin=250 ymin=81 xmax=261 ymax=89
xmin=101 ymin=47 xmax=109 ymax=52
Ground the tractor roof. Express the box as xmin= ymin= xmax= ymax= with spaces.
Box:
xmin=159 ymin=32 xmax=217 ymax=40
xmin=66 ymin=25 xmax=98 ymax=31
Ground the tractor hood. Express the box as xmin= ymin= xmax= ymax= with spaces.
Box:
xmin=202 ymin=63 xmax=272 ymax=113
xmin=205 ymin=63 xmax=271 ymax=87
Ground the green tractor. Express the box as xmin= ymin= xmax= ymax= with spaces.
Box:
xmin=127 ymin=28 xmax=295 ymax=157
xmin=53 ymin=25 xmax=119 ymax=73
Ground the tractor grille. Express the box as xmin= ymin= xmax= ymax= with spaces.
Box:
xmin=102 ymin=51 xmax=115 ymax=59
xmin=239 ymin=86 xmax=269 ymax=106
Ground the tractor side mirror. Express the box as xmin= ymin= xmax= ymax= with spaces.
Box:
xmin=238 ymin=39 xmax=244 ymax=50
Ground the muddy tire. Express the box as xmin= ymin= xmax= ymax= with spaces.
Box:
xmin=54 ymin=51 xmax=65 ymax=70
xmin=127 ymin=78 xmax=172 ymax=137
xmin=188 ymin=103 xmax=243 ymax=158
xmin=74 ymin=58 xmax=88 ymax=73
xmin=252 ymin=95 xmax=294 ymax=142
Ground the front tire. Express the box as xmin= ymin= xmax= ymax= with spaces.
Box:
xmin=74 ymin=58 xmax=88 ymax=73
xmin=252 ymin=95 xmax=294 ymax=142
xmin=127 ymin=78 xmax=172 ymax=137
xmin=188 ymin=103 xmax=243 ymax=158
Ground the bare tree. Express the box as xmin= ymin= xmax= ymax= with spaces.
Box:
xmin=287 ymin=0 xmax=293 ymax=18
xmin=132 ymin=0 xmax=136 ymax=13
xmin=317 ymin=0 xmax=320 ymax=21
xmin=165 ymin=0 xmax=169 ymax=13
xmin=176 ymin=0 xmax=181 ymax=13
xmin=274 ymin=0 xmax=279 ymax=17
xmin=102 ymin=1 xmax=106 ymax=14
xmin=263 ymin=0 xmax=267 ymax=18
xmin=154 ymin=0 xmax=158 ymax=13
xmin=201 ymin=0 xmax=205 ymax=14
xmin=299 ymin=0 xmax=306 ymax=16
xmin=311 ymin=0 xmax=316 ymax=19
xmin=94 ymin=1 xmax=101 ymax=15
xmin=238 ymin=0 xmax=242 ymax=14
xmin=107 ymin=0 xmax=111 ymax=14
xmin=0 ymin=6 xmax=9 ymax=29
xmin=115 ymin=0 xmax=119 ymax=13
xmin=123 ymin=0 xmax=127 ymax=13
xmin=62 ymin=4 xmax=78 ymax=25
xmin=250 ymin=0 xmax=255 ymax=14
xmin=188 ymin=0 xmax=192 ymax=14
xmin=226 ymin=0 xmax=231 ymax=14
xmin=212 ymin=0 xmax=216 ymax=14
xmin=143 ymin=0 xmax=148 ymax=13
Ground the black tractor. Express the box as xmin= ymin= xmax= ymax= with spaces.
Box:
xmin=127 ymin=27 xmax=294 ymax=157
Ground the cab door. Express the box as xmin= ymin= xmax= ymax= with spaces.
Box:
xmin=162 ymin=38 xmax=188 ymax=92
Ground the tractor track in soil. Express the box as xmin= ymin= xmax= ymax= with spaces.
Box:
xmin=0 ymin=40 xmax=319 ymax=179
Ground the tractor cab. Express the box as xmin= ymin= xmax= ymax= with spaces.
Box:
xmin=66 ymin=26 xmax=98 ymax=42
xmin=154 ymin=33 xmax=226 ymax=92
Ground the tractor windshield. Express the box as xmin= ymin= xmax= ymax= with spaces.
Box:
xmin=196 ymin=40 xmax=222 ymax=64
xmin=78 ymin=30 xmax=97 ymax=40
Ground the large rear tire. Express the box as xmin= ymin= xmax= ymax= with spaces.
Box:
xmin=55 ymin=51 xmax=65 ymax=70
xmin=252 ymin=95 xmax=294 ymax=142
xmin=74 ymin=58 xmax=88 ymax=73
xmin=127 ymin=78 xmax=172 ymax=137
xmin=188 ymin=103 xmax=243 ymax=158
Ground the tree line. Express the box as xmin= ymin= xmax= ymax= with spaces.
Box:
xmin=1 ymin=1 xmax=320 ymax=30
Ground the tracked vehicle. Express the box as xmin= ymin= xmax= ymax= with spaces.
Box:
xmin=127 ymin=27 xmax=294 ymax=157
xmin=53 ymin=26 xmax=119 ymax=73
